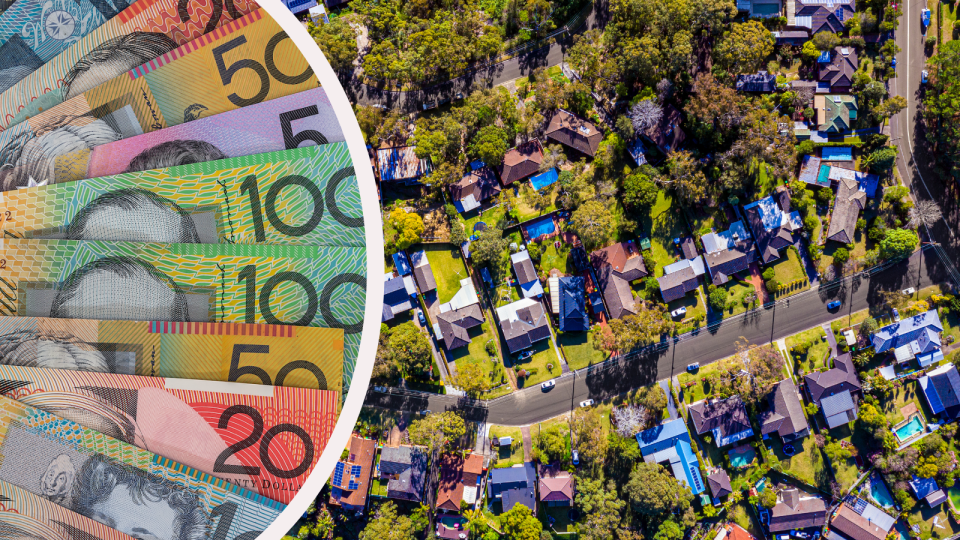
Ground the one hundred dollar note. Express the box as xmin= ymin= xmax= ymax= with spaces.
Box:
xmin=0 ymin=143 xmax=363 ymax=247
xmin=0 ymin=238 xmax=366 ymax=384
xmin=0 ymin=316 xmax=344 ymax=391
xmin=0 ymin=478 xmax=141 ymax=540
xmin=0 ymin=392 xmax=285 ymax=540
xmin=0 ymin=363 xmax=340 ymax=503
xmin=53 ymin=87 xmax=344 ymax=182
xmin=0 ymin=0 xmax=259 ymax=130
xmin=0 ymin=9 xmax=316 ymax=191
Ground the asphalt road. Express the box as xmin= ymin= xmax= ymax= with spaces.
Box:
xmin=367 ymin=250 xmax=952 ymax=426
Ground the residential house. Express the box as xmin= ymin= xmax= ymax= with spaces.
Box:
xmin=701 ymin=221 xmax=756 ymax=285
xmin=803 ymin=353 xmax=862 ymax=428
xmin=487 ymin=463 xmax=537 ymax=514
xmin=410 ymin=250 xmax=437 ymax=294
xmin=825 ymin=166 xmax=879 ymax=244
xmin=872 ymin=309 xmax=944 ymax=366
xmin=736 ymin=71 xmax=778 ymax=93
xmin=451 ymin=166 xmax=501 ymax=213
xmin=499 ymin=140 xmax=544 ymax=186
xmin=773 ymin=29 xmax=811 ymax=45
xmin=436 ymin=453 xmax=485 ymax=513
xmin=792 ymin=0 xmax=856 ymax=34
xmin=830 ymin=498 xmax=896 ymax=540
xmin=815 ymin=95 xmax=858 ymax=133
xmin=909 ymin=476 xmax=948 ymax=507
xmin=644 ymin=104 xmax=686 ymax=154
xmin=511 ymin=251 xmax=544 ymax=298
xmin=329 ymin=435 xmax=376 ymax=512
xmin=707 ymin=470 xmax=733 ymax=500
xmin=379 ymin=445 xmax=428 ymax=502
xmin=378 ymin=146 xmax=433 ymax=184
xmin=394 ymin=251 xmax=412 ymax=276
xmin=435 ymin=278 xmax=485 ymax=351
xmin=538 ymin=463 xmax=575 ymax=507
xmin=798 ymin=155 xmax=828 ymax=187
xmin=382 ymin=273 xmax=416 ymax=322
xmin=737 ymin=0 xmax=782 ymax=17
xmin=545 ymin=110 xmax=603 ymax=157
xmin=759 ymin=378 xmax=811 ymax=442
xmin=818 ymin=47 xmax=858 ymax=93
xmin=920 ymin=363 xmax=960 ymax=419
xmin=680 ymin=237 xmax=698 ymax=259
xmin=689 ymin=396 xmax=755 ymax=448
xmin=768 ymin=488 xmax=827 ymax=532
xmin=636 ymin=418 xmax=705 ymax=495
xmin=558 ymin=276 xmax=589 ymax=332
xmin=590 ymin=241 xmax=647 ymax=319
xmin=743 ymin=190 xmax=802 ymax=265
xmin=657 ymin=256 xmax=705 ymax=302
xmin=496 ymin=297 xmax=551 ymax=354
xmin=628 ymin=139 xmax=647 ymax=166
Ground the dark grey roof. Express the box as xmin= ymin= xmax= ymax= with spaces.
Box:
xmin=545 ymin=110 xmax=602 ymax=156
xmin=451 ymin=166 xmax=501 ymax=207
xmin=658 ymin=265 xmax=699 ymax=303
xmin=680 ymin=237 xmax=698 ymax=259
xmin=818 ymin=47 xmax=858 ymax=90
xmin=590 ymin=243 xmax=647 ymax=320
xmin=689 ymin=396 xmax=752 ymax=439
xmin=744 ymin=194 xmax=795 ymax=265
xmin=759 ymin=378 xmax=810 ymax=438
xmin=804 ymin=353 xmax=862 ymax=403
xmin=437 ymin=304 xmax=485 ymax=350
xmin=704 ymin=244 xmax=754 ymax=283
xmin=502 ymin=487 xmax=537 ymax=514
xmin=736 ymin=71 xmax=778 ymax=92
xmin=707 ymin=470 xmax=733 ymax=498
xmin=930 ymin=367 xmax=960 ymax=411
xmin=414 ymin=263 xmax=437 ymax=293
xmin=795 ymin=0 xmax=855 ymax=33
xmin=512 ymin=253 xmax=539 ymax=285
xmin=821 ymin=390 xmax=856 ymax=417
xmin=501 ymin=302 xmax=551 ymax=354
xmin=770 ymin=489 xmax=826 ymax=532
xmin=826 ymin=176 xmax=868 ymax=244
xmin=380 ymin=446 xmax=428 ymax=502
xmin=558 ymin=276 xmax=589 ymax=332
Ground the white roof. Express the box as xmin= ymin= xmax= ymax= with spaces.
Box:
xmin=860 ymin=501 xmax=897 ymax=532
xmin=879 ymin=365 xmax=896 ymax=380
xmin=403 ymin=275 xmax=417 ymax=295
xmin=895 ymin=344 xmax=916 ymax=363
xmin=701 ymin=221 xmax=749 ymax=254
xmin=496 ymin=297 xmax=540 ymax=322
xmin=548 ymin=276 xmax=560 ymax=314
xmin=463 ymin=485 xmax=478 ymax=504
xmin=448 ymin=278 xmax=479 ymax=311
xmin=843 ymin=329 xmax=857 ymax=346
xmin=510 ymin=250 xmax=532 ymax=264
xmin=663 ymin=256 xmax=706 ymax=277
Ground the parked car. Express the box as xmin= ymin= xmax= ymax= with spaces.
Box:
xmin=670 ymin=307 xmax=687 ymax=318
xmin=572 ymin=449 xmax=579 ymax=465
xmin=827 ymin=300 xmax=842 ymax=310
xmin=891 ymin=56 xmax=897 ymax=70
xmin=373 ymin=386 xmax=388 ymax=392
xmin=922 ymin=70 xmax=929 ymax=84
xmin=903 ymin=287 xmax=916 ymax=295
xmin=517 ymin=350 xmax=533 ymax=360
xmin=541 ymin=380 xmax=556 ymax=391
xmin=687 ymin=363 xmax=700 ymax=372
xmin=893 ymin=308 xmax=901 ymax=322
xmin=579 ymin=399 xmax=594 ymax=408
xmin=417 ymin=309 xmax=427 ymax=326
xmin=422 ymin=101 xmax=437 ymax=110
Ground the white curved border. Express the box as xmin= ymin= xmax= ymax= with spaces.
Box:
xmin=254 ymin=2 xmax=384 ymax=538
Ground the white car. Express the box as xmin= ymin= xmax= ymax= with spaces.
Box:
xmin=671 ymin=307 xmax=687 ymax=318
xmin=902 ymin=287 xmax=916 ymax=295
xmin=579 ymin=399 xmax=594 ymax=408
xmin=541 ymin=380 xmax=556 ymax=391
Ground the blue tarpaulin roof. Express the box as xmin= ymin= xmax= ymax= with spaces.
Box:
xmin=818 ymin=50 xmax=832 ymax=63
xmin=393 ymin=252 xmax=412 ymax=276
xmin=530 ymin=168 xmax=558 ymax=191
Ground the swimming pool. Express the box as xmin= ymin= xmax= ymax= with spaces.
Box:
xmin=530 ymin=168 xmax=559 ymax=191
xmin=869 ymin=475 xmax=896 ymax=508
xmin=895 ymin=415 xmax=924 ymax=442
xmin=525 ymin=218 xmax=556 ymax=240
xmin=728 ymin=447 xmax=757 ymax=468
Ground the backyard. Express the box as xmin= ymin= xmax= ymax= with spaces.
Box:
xmin=462 ymin=204 xmax=508 ymax=234
xmin=676 ymin=356 xmax=740 ymax=404
xmin=769 ymin=436 xmax=831 ymax=491
xmin=514 ymin=183 xmax=559 ymax=222
xmin=423 ymin=244 xmax=471 ymax=304
xmin=785 ymin=327 xmax=831 ymax=374
xmin=558 ymin=331 xmax=607 ymax=370
xmin=490 ymin=425 xmax=525 ymax=467
xmin=539 ymin=241 xmax=573 ymax=275
xmin=640 ymin=192 xmax=690 ymax=277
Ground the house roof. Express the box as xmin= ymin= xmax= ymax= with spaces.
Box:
xmin=643 ymin=439 xmax=705 ymax=494
xmin=816 ymin=94 xmax=858 ymax=133
xmin=744 ymin=193 xmax=796 ymax=264
xmin=410 ymin=250 xmax=437 ymax=293
xmin=437 ymin=304 xmax=484 ymax=350
xmin=826 ymin=175 xmax=868 ymax=244
xmin=378 ymin=146 xmax=433 ymax=182
xmin=558 ymin=276 xmax=589 ymax=332
xmin=658 ymin=264 xmax=700 ymax=302
xmin=489 ymin=463 xmax=537 ymax=512
xmin=803 ymin=352 xmax=862 ymax=403
xmin=769 ymin=489 xmax=827 ymax=532
xmin=496 ymin=298 xmax=551 ymax=354
xmin=329 ymin=436 xmax=377 ymax=508
xmin=910 ymin=476 xmax=941 ymax=500
xmin=831 ymin=502 xmax=894 ymax=540
xmin=645 ymin=104 xmax=686 ymax=154
xmin=538 ymin=463 xmax=574 ymax=502
xmin=511 ymin=250 xmax=539 ymax=286
xmin=680 ymin=237 xmax=698 ymax=259
xmin=736 ymin=71 xmax=778 ymax=92
xmin=545 ymin=110 xmax=602 ymax=156
xmin=759 ymin=378 xmax=810 ymax=438
xmin=818 ymin=47 xmax=858 ymax=90
xmin=794 ymin=0 xmax=856 ymax=33
xmin=451 ymin=166 xmax=501 ymax=212
xmin=590 ymin=242 xmax=647 ymax=319
xmin=380 ymin=446 xmax=428 ymax=501
xmin=871 ymin=310 xmax=943 ymax=353
xmin=821 ymin=390 xmax=856 ymax=417
xmin=799 ymin=155 xmax=826 ymax=186
xmin=383 ymin=276 xmax=413 ymax=321
xmin=707 ymin=470 xmax=733 ymax=498
xmin=637 ymin=418 xmax=691 ymax=454
xmin=703 ymin=244 xmax=754 ymax=285
xmin=689 ymin=396 xmax=752 ymax=440
xmin=436 ymin=453 xmax=485 ymax=512
xmin=499 ymin=139 xmax=544 ymax=185
xmin=920 ymin=363 xmax=960 ymax=416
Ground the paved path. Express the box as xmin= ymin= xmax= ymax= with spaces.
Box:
xmin=823 ymin=323 xmax=838 ymax=359
xmin=520 ymin=425 xmax=533 ymax=462
xmin=795 ymin=238 xmax=821 ymax=287
xmin=659 ymin=379 xmax=678 ymax=420
xmin=475 ymin=422 xmax=492 ymax=455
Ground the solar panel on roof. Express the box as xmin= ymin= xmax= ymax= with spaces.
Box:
xmin=333 ymin=462 xmax=345 ymax=486
xmin=835 ymin=7 xmax=844 ymax=19
xmin=351 ymin=465 xmax=362 ymax=476
xmin=690 ymin=467 xmax=703 ymax=490
xmin=348 ymin=481 xmax=360 ymax=490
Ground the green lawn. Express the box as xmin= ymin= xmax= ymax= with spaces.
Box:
xmin=718 ymin=280 xmax=760 ymax=316
xmin=879 ymin=383 xmax=928 ymax=426
xmin=539 ymin=241 xmax=573 ymax=275
xmin=515 ymin=183 xmax=559 ymax=222
xmin=370 ymin=477 xmax=389 ymax=498
xmin=819 ymin=199 xmax=878 ymax=271
xmin=511 ymin=338 xmax=562 ymax=387
xmin=540 ymin=504 xmax=575 ymax=533
xmin=905 ymin=501 xmax=960 ymax=539
xmin=772 ymin=248 xmax=809 ymax=298
xmin=831 ymin=308 xmax=872 ymax=335
xmin=463 ymin=204 xmax=508 ymax=233
xmin=447 ymin=319 xmax=512 ymax=399
xmin=558 ymin=331 xmax=607 ymax=370
xmin=676 ymin=356 xmax=738 ymax=404
xmin=754 ymin=161 xmax=780 ymax=198
xmin=770 ymin=436 xmax=831 ymax=491
xmin=785 ymin=326 xmax=831 ymax=374
xmin=669 ymin=287 xmax=707 ymax=334
xmin=730 ymin=502 xmax=765 ymax=540
xmin=641 ymin=192 xmax=690 ymax=277
xmin=825 ymin=423 xmax=868 ymax=492
xmin=490 ymin=425 xmax=525 ymax=467
xmin=422 ymin=244 xmax=470 ymax=304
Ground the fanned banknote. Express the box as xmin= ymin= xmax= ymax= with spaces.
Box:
xmin=0 ymin=363 xmax=339 ymax=503
xmin=0 ymin=0 xmax=259 ymax=130
xmin=0 ymin=143 xmax=363 ymax=246
xmin=0 ymin=478 xmax=140 ymax=540
xmin=0 ymin=392 xmax=285 ymax=540
xmin=0 ymin=316 xmax=344 ymax=391
xmin=0 ymin=238 xmax=365 ymax=383
xmin=0 ymin=9 xmax=317 ymax=191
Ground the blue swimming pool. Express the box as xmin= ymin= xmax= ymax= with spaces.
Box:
xmin=525 ymin=218 xmax=556 ymax=239
xmin=870 ymin=475 xmax=895 ymax=508
xmin=530 ymin=168 xmax=558 ymax=191
xmin=895 ymin=416 xmax=924 ymax=441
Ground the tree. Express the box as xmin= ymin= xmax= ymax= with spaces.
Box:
xmin=685 ymin=73 xmax=751 ymax=145
xmin=634 ymin=385 xmax=667 ymax=415
xmin=860 ymin=317 xmax=879 ymax=337
xmin=571 ymin=407 xmax=609 ymax=465
xmin=661 ymin=151 xmax=708 ymax=204
xmin=606 ymin=302 xmax=674 ymax=353
xmin=389 ymin=323 xmax=432 ymax=374
xmin=874 ymin=95 xmax=907 ymax=121
xmin=360 ymin=502 xmax=419 ymax=540
xmin=833 ymin=247 xmax=850 ymax=266
xmin=879 ymin=228 xmax=919 ymax=260
xmin=909 ymin=200 xmax=943 ymax=229
xmin=813 ymin=31 xmax=840 ymax=51
xmin=471 ymin=225 xmax=508 ymax=267
xmin=758 ymin=488 xmax=778 ymax=508
xmin=374 ymin=324 xmax=401 ymax=382
xmin=924 ymin=41 xmax=960 ymax=176
xmin=576 ymin=478 xmax=626 ymax=540
xmin=570 ymin=200 xmax=615 ymax=249
xmin=622 ymin=173 xmax=659 ymax=210
xmin=630 ymin=99 xmax=663 ymax=133
xmin=408 ymin=411 xmax=466 ymax=452
xmin=865 ymin=146 xmax=897 ymax=173
xmin=500 ymin=504 xmax=542 ymax=540
xmin=388 ymin=208 xmax=424 ymax=251
xmin=654 ymin=521 xmax=683 ymax=540
xmin=523 ymin=186 xmax=553 ymax=216
xmin=541 ymin=144 xmax=567 ymax=172
xmin=471 ymin=125 xmax=509 ymax=165
xmin=625 ymin=461 xmax=693 ymax=515
xmin=612 ymin=405 xmax=647 ymax=437
xmin=308 ymin=18 xmax=359 ymax=73
xmin=534 ymin=422 xmax=569 ymax=463
xmin=714 ymin=21 xmax=775 ymax=74
xmin=708 ymin=285 xmax=727 ymax=312
xmin=452 ymin=360 xmax=492 ymax=396
xmin=801 ymin=40 xmax=821 ymax=61
xmin=880 ymin=289 xmax=910 ymax=311
xmin=568 ymin=29 xmax=611 ymax=90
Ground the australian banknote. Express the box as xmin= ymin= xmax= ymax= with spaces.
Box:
xmin=0 ymin=363 xmax=339 ymax=503
xmin=0 ymin=9 xmax=317 ymax=191
xmin=0 ymin=143 xmax=363 ymax=246
xmin=0 ymin=315 xmax=344 ymax=391
xmin=0 ymin=238 xmax=366 ymax=382
xmin=0 ymin=392 xmax=285 ymax=540
xmin=0 ymin=478 xmax=142 ymax=540
xmin=44 ymin=87 xmax=344 ymax=183
xmin=0 ymin=0 xmax=259 ymax=129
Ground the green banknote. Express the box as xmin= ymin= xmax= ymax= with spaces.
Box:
xmin=0 ymin=238 xmax=365 ymax=385
xmin=0 ymin=143 xmax=363 ymax=247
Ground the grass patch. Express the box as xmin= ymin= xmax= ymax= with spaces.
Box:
xmin=831 ymin=308 xmax=872 ymax=334
xmin=540 ymin=504 xmax=575 ymax=533
xmin=514 ymin=183 xmax=559 ymax=222
xmin=640 ymin=192 xmax=690 ymax=277
xmin=785 ymin=326 xmax=831 ymax=374
xmin=825 ymin=423 xmax=870 ymax=492
xmin=772 ymin=248 xmax=809 ymax=298
xmin=558 ymin=331 xmax=606 ymax=370
xmin=730 ymin=502 xmax=765 ymax=540
xmin=904 ymin=501 xmax=960 ymax=539
xmin=669 ymin=287 xmax=707 ymax=334
xmin=754 ymin=161 xmax=779 ymax=198
xmin=512 ymin=338 xmax=563 ymax=387
xmin=371 ymin=477 xmax=389 ymax=498
xmin=490 ymin=425 xmax=525 ymax=467
xmin=448 ymin=318 xmax=504 ymax=364
xmin=539 ymin=241 xmax=573 ymax=275
xmin=769 ymin=436 xmax=831 ymax=491
xmin=421 ymin=244 xmax=470 ymax=304
xmin=879 ymin=382 xmax=928 ymax=426
xmin=676 ymin=356 xmax=739 ymax=404
xmin=463 ymin=204 xmax=509 ymax=233
xmin=720 ymin=279 xmax=760 ymax=317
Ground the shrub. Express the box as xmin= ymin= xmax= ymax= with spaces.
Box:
xmin=485 ymin=341 xmax=497 ymax=356
xmin=766 ymin=279 xmax=779 ymax=292
xmin=762 ymin=267 xmax=775 ymax=281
